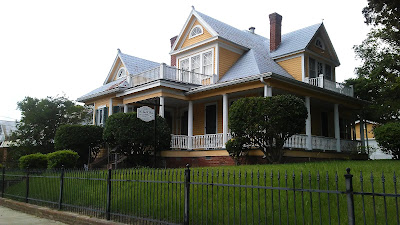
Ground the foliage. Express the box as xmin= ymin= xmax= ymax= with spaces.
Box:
xmin=103 ymin=112 xmax=171 ymax=167
xmin=19 ymin=153 xmax=48 ymax=169
xmin=54 ymin=124 xmax=103 ymax=167
xmin=229 ymin=95 xmax=307 ymax=163
xmin=374 ymin=122 xmax=400 ymax=159
xmin=11 ymin=96 xmax=91 ymax=154
xmin=346 ymin=1 xmax=400 ymax=122
xmin=225 ymin=137 xmax=248 ymax=165
xmin=47 ymin=150 xmax=79 ymax=169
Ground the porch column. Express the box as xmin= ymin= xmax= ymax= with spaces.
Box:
xmin=92 ymin=103 xmax=96 ymax=125
xmin=264 ymin=84 xmax=272 ymax=97
xmin=109 ymin=99 xmax=113 ymax=116
xmin=305 ymin=96 xmax=312 ymax=150
xmin=188 ymin=101 xmax=193 ymax=150
xmin=123 ymin=104 xmax=128 ymax=113
xmin=359 ymin=118 xmax=365 ymax=149
xmin=334 ymin=104 xmax=341 ymax=152
xmin=159 ymin=96 xmax=165 ymax=118
xmin=222 ymin=94 xmax=228 ymax=148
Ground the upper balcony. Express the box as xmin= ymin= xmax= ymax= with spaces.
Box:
xmin=126 ymin=63 xmax=218 ymax=88
xmin=304 ymin=75 xmax=354 ymax=97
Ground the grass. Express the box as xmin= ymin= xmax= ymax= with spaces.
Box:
xmin=1 ymin=160 xmax=399 ymax=224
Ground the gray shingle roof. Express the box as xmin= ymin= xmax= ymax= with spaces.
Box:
xmin=269 ymin=23 xmax=322 ymax=58
xmin=119 ymin=53 xmax=159 ymax=75
xmin=195 ymin=11 xmax=294 ymax=82
xmin=78 ymin=53 xmax=160 ymax=102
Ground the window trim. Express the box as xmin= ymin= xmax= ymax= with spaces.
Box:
xmin=116 ymin=67 xmax=127 ymax=79
xmin=189 ymin=25 xmax=204 ymax=39
xmin=308 ymin=57 xmax=333 ymax=81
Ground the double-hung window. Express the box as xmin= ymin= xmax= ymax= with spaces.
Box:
xmin=203 ymin=51 xmax=213 ymax=75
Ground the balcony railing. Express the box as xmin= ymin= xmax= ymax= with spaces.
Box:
xmin=304 ymin=74 xmax=354 ymax=97
xmin=171 ymin=133 xmax=360 ymax=152
xmin=126 ymin=63 xmax=218 ymax=88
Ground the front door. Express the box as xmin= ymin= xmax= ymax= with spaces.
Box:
xmin=205 ymin=104 xmax=217 ymax=134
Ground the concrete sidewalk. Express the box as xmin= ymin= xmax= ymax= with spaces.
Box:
xmin=0 ymin=205 xmax=66 ymax=225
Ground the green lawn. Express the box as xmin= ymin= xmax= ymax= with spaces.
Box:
xmin=1 ymin=160 xmax=399 ymax=225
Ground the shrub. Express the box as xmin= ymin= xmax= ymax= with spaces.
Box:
xmin=54 ymin=124 xmax=103 ymax=167
xmin=229 ymin=95 xmax=308 ymax=163
xmin=374 ymin=122 xmax=400 ymax=159
xmin=19 ymin=153 xmax=48 ymax=169
xmin=47 ymin=150 xmax=79 ymax=169
xmin=226 ymin=137 xmax=248 ymax=165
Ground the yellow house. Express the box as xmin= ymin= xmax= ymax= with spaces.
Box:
xmin=78 ymin=9 xmax=368 ymax=166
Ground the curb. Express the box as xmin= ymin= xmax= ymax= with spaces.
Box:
xmin=0 ymin=198 xmax=124 ymax=225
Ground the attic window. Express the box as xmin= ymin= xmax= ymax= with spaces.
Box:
xmin=315 ymin=38 xmax=325 ymax=49
xmin=189 ymin=25 xmax=203 ymax=38
xmin=117 ymin=67 xmax=126 ymax=79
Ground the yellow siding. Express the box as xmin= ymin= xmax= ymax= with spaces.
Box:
xmin=277 ymin=55 xmax=302 ymax=81
xmin=113 ymin=63 xmax=126 ymax=81
xmin=355 ymin=123 xmax=375 ymax=139
xmin=218 ymin=47 xmax=241 ymax=79
xmin=181 ymin=20 xmax=213 ymax=48
xmin=94 ymin=98 xmax=110 ymax=109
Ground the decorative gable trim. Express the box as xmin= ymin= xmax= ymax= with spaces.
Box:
xmin=170 ymin=9 xmax=218 ymax=52
xmin=305 ymin=24 xmax=340 ymax=66
xmin=103 ymin=54 xmax=125 ymax=85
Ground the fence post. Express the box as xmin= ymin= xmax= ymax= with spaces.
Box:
xmin=345 ymin=168 xmax=355 ymax=225
xmin=184 ymin=164 xmax=190 ymax=225
xmin=106 ymin=169 xmax=112 ymax=220
xmin=25 ymin=167 xmax=29 ymax=203
xmin=1 ymin=167 xmax=5 ymax=198
xmin=58 ymin=166 xmax=65 ymax=210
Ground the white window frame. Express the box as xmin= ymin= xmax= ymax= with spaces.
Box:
xmin=116 ymin=67 xmax=127 ymax=79
xmin=96 ymin=105 xmax=107 ymax=126
xmin=189 ymin=25 xmax=203 ymax=39
xmin=178 ymin=48 xmax=214 ymax=76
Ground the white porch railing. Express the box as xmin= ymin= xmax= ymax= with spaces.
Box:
xmin=171 ymin=133 xmax=360 ymax=152
xmin=304 ymin=74 xmax=354 ymax=97
xmin=126 ymin=63 xmax=217 ymax=87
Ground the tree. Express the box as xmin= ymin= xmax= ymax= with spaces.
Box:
xmin=10 ymin=96 xmax=91 ymax=154
xmin=225 ymin=137 xmax=248 ymax=165
xmin=229 ymin=95 xmax=308 ymax=163
xmin=346 ymin=1 xmax=400 ymax=122
xmin=374 ymin=122 xmax=400 ymax=160
xmin=103 ymin=112 xmax=171 ymax=167
xmin=54 ymin=125 xmax=103 ymax=167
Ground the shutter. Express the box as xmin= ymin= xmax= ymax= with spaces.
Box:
xmin=113 ymin=106 xmax=120 ymax=114
xmin=104 ymin=107 xmax=109 ymax=124
xmin=95 ymin=109 xmax=99 ymax=125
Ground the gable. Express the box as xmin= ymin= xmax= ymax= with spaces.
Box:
xmin=181 ymin=20 xmax=213 ymax=48
xmin=307 ymin=30 xmax=335 ymax=61
xmin=105 ymin=56 xmax=124 ymax=84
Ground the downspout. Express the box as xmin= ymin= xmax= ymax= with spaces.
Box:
xmin=260 ymin=73 xmax=272 ymax=97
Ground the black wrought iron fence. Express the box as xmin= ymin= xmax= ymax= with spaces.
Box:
xmin=0 ymin=166 xmax=399 ymax=225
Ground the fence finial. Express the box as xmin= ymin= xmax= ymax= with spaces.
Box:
xmin=186 ymin=164 xmax=190 ymax=169
xmin=346 ymin=168 xmax=351 ymax=174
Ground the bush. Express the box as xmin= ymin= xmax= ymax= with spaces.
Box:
xmin=54 ymin=124 xmax=103 ymax=167
xmin=226 ymin=137 xmax=248 ymax=165
xmin=374 ymin=122 xmax=400 ymax=159
xmin=47 ymin=150 xmax=79 ymax=169
xmin=19 ymin=153 xmax=48 ymax=169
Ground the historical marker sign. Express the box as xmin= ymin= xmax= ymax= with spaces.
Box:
xmin=137 ymin=106 xmax=155 ymax=122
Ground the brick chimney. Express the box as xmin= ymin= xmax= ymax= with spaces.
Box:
xmin=170 ymin=35 xmax=178 ymax=66
xmin=269 ymin=13 xmax=282 ymax=52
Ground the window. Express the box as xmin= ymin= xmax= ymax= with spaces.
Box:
xmin=308 ymin=57 xmax=333 ymax=81
xmin=116 ymin=68 xmax=126 ymax=79
xmin=203 ymin=51 xmax=212 ymax=75
xmin=191 ymin=55 xmax=200 ymax=74
xmin=315 ymin=37 xmax=324 ymax=49
xmin=189 ymin=25 xmax=203 ymax=38
xmin=95 ymin=106 xmax=108 ymax=126
xmin=178 ymin=50 xmax=213 ymax=77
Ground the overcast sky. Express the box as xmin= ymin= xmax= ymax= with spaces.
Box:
xmin=0 ymin=0 xmax=370 ymax=121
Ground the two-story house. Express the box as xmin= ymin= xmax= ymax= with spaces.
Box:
xmin=78 ymin=8 xmax=368 ymax=167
